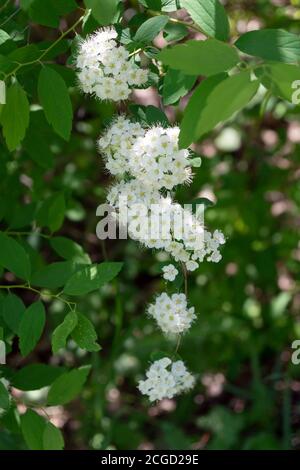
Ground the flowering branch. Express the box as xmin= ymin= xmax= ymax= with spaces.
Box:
xmin=74 ymin=23 xmax=225 ymax=403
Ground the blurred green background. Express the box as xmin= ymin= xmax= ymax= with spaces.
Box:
xmin=1 ymin=0 xmax=300 ymax=450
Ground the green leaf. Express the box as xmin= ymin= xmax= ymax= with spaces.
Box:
xmin=23 ymin=110 xmax=54 ymax=169
xmin=0 ymin=30 xmax=10 ymax=46
xmin=11 ymin=364 xmax=65 ymax=391
xmin=0 ymin=381 xmax=10 ymax=411
xmin=47 ymin=366 xmax=91 ymax=405
xmin=29 ymin=0 xmax=77 ymax=28
xmin=43 ymin=422 xmax=64 ymax=450
xmin=0 ymin=83 xmax=30 ymax=151
xmin=235 ymin=29 xmax=300 ymax=63
xmin=145 ymin=105 xmax=169 ymax=126
xmin=38 ymin=66 xmax=73 ymax=140
xmin=0 ymin=232 xmax=31 ymax=280
xmin=31 ymin=261 xmax=77 ymax=289
xmin=0 ymin=80 xmax=5 ymax=106
xmin=52 ymin=311 xmax=78 ymax=354
xmin=36 ymin=192 xmax=65 ymax=232
xmin=134 ymin=15 xmax=169 ymax=43
xmin=21 ymin=409 xmax=45 ymax=450
xmin=63 ymin=262 xmax=123 ymax=296
xmin=163 ymin=22 xmax=188 ymax=42
xmin=8 ymin=44 xmax=40 ymax=65
xmin=179 ymin=71 xmax=259 ymax=147
xmin=9 ymin=203 xmax=36 ymax=230
xmin=271 ymin=292 xmax=291 ymax=318
xmin=158 ymin=39 xmax=239 ymax=76
xmin=49 ymin=193 xmax=66 ymax=232
xmin=129 ymin=104 xmax=169 ymax=127
xmin=190 ymin=156 xmax=202 ymax=167
xmin=161 ymin=0 xmax=180 ymax=11
xmin=0 ymin=293 xmax=25 ymax=334
xmin=179 ymin=72 xmax=226 ymax=147
xmin=84 ymin=0 xmax=119 ymax=25
xmin=258 ymin=63 xmax=300 ymax=103
xmin=52 ymin=0 xmax=78 ymax=15
xmin=71 ymin=313 xmax=101 ymax=352
xmin=18 ymin=301 xmax=46 ymax=357
xmin=50 ymin=237 xmax=91 ymax=264
xmin=20 ymin=0 xmax=33 ymax=10
xmin=37 ymin=42 xmax=72 ymax=62
xmin=150 ymin=350 xmax=171 ymax=361
xmin=139 ymin=0 xmax=162 ymax=10
xmin=181 ymin=0 xmax=230 ymax=41
xmin=163 ymin=69 xmax=196 ymax=105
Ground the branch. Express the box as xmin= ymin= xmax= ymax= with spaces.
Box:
xmin=3 ymin=13 xmax=85 ymax=80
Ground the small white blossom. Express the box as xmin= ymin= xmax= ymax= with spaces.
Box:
xmin=213 ymin=229 xmax=226 ymax=245
xmin=186 ymin=260 xmax=199 ymax=272
xmin=162 ymin=264 xmax=178 ymax=282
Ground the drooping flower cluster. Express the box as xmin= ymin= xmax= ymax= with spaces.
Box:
xmin=106 ymin=178 xmax=226 ymax=270
xmin=76 ymin=28 xmax=148 ymax=101
xmin=138 ymin=357 xmax=195 ymax=402
xmin=102 ymin=117 xmax=226 ymax=272
xmin=148 ymin=293 xmax=196 ymax=335
xmin=77 ymin=26 xmax=226 ymax=403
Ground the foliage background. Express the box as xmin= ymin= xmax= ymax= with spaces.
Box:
xmin=0 ymin=0 xmax=300 ymax=450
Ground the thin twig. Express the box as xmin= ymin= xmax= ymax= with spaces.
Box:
xmin=5 ymin=230 xmax=51 ymax=239
xmin=0 ymin=6 xmax=19 ymax=28
xmin=128 ymin=48 xmax=142 ymax=58
xmin=173 ymin=263 xmax=189 ymax=356
xmin=0 ymin=284 xmax=76 ymax=311
xmin=0 ymin=0 xmax=11 ymax=15
xmin=3 ymin=13 xmax=85 ymax=80
xmin=148 ymin=9 xmax=209 ymax=36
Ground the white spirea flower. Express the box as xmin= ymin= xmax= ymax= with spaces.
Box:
xmin=186 ymin=260 xmax=199 ymax=272
xmin=148 ymin=292 xmax=196 ymax=335
xmin=162 ymin=264 xmax=178 ymax=282
xmin=76 ymin=27 xmax=149 ymax=102
xmin=138 ymin=357 xmax=195 ymax=402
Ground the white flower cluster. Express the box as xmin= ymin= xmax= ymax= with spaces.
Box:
xmin=76 ymin=28 xmax=148 ymax=101
xmin=138 ymin=357 xmax=195 ymax=402
xmin=99 ymin=116 xmax=192 ymax=189
xmin=106 ymin=178 xmax=226 ymax=270
xmin=148 ymin=293 xmax=196 ymax=335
